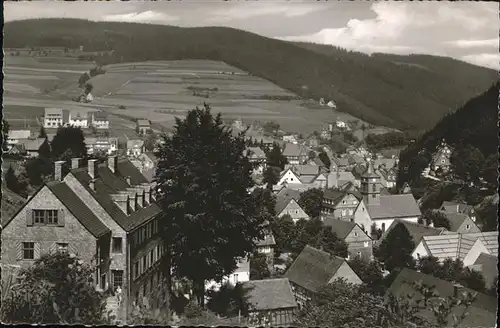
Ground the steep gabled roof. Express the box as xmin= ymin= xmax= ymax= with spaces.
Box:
xmin=386 ymin=268 xmax=497 ymax=327
xmin=116 ymin=159 xmax=149 ymax=186
xmin=255 ymin=231 xmax=277 ymax=247
xmin=244 ymin=146 xmax=266 ymax=159
xmin=366 ymin=194 xmax=421 ymax=219
xmin=47 ymin=182 xmax=110 ymax=238
xmin=437 ymin=211 xmax=472 ymax=232
xmin=242 ymin=278 xmax=297 ymax=311
xmin=440 ymin=201 xmax=474 ymax=214
xmin=137 ymin=119 xmax=150 ymax=126
xmin=285 ymin=245 xmax=345 ymax=293
xmin=381 ymin=220 xmax=445 ymax=245
xmin=323 ymin=218 xmax=356 ymax=239
xmin=282 ymin=143 xmax=306 ymax=157
xmin=472 ymin=253 xmax=498 ymax=288
xmin=421 ymin=231 xmax=498 ymax=260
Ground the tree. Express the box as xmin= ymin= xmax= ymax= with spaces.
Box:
xmin=308 ymin=150 xmax=316 ymax=160
xmin=25 ymin=157 xmax=51 ymax=186
xmin=262 ymin=121 xmax=280 ymax=135
xmin=84 ymin=82 xmax=93 ymax=95
xmin=318 ymin=151 xmax=331 ymax=167
xmin=348 ymin=258 xmax=385 ymax=294
xmin=38 ymin=126 xmax=47 ymax=138
xmin=487 ymin=276 xmax=497 ymax=297
xmin=460 ymin=268 xmax=486 ymax=292
xmin=5 ymin=166 xmax=27 ymax=196
xmin=50 ymin=126 xmax=87 ymax=161
xmin=377 ymin=223 xmax=415 ymax=271
xmin=476 ymin=199 xmax=498 ymax=231
xmin=416 ymin=256 xmax=443 ymax=277
xmin=250 ymin=187 xmax=276 ymax=217
xmin=450 ymin=144 xmax=485 ymax=183
xmin=250 ymin=253 xmax=271 ymax=280
xmin=269 ymin=214 xmax=295 ymax=255
xmin=1 ymin=252 xmax=106 ymax=324
xmin=420 ymin=210 xmax=451 ymax=230
xmin=144 ymin=131 xmax=158 ymax=152
xmin=155 ymin=104 xmax=266 ymax=306
xmin=266 ymin=143 xmax=287 ymax=170
xmin=206 ymin=282 xmax=250 ymax=318
xmin=262 ymin=166 xmax=280 ymax=189
xmin=38 ymin=138 xmax=52 ymax=160
xmin=298 ymin=188 xmax=324 ymax=218
xmin=481 ymin=154 xmax=498 ymax=188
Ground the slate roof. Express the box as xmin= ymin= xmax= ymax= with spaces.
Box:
xmin=336 ymin=157 xmax=349 ymax=167
xmin=93 ymin=111 xmax=108 ymax=120
xmin=282 ymin=143 xmax=306 ymax=157
xmin=116 ymin=159 xmax=149 ymax=186
xmin=71 ymin=161 xmax=161 ymax=231
xmin=8 ymin=130 xmax=31 ymax=140
xmin=244 ymin=146 xmax=266 ymax=159
xmin=437 ymin=211 xmax=471 ymax=232
xmin=285 ymin=245 xmax=346 ymax=293
xmin=275 ymin=187 xmax=302 ymax=201
xmin=22 ymin=138 xmax=46 ymax=151
xmin=420 ymin=231 xmax=498 ymax=261
xmin=292 ymin=164 xmax=320 ymax=176
xmin=45 ymin=107 xmax=63 ymax=115
xmin=323 ymin=218 xmax=356 ymax=239
xmin=255 ymin=231 xmax=277 ymax=247
xmin=313 ymin=157 xmax=326 ymax=167
xmin=381 ymin=220 xmax=446 ymax=245
xmin=242 ymin=278 xmax=298 ymax=311
xmin=365 ymin=194 xmax=421 ymax=220
xmin=386 ymin=268 xmax=498 ymax=328
xmin=323 ymin=189 xmax=346 ymax=203
xmin=327 ymin=171 xmax=356 ymax=189
xmin=275 ymin=197 xmax=294 ymax=216
xmin=440 ymin=201 xmax=474 ymax=214
xmin=471 ymin=253 xmax=498 ymax=288
xmin=47 ymin=181 xmax=110 ymax=238
xmin=137 ymin=119 xmax=150 ymax=126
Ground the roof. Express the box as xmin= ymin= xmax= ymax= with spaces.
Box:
xmin=69 ymin=110 xmax=88 ymax=119
xmin=285 ymin=245 xmax=345 ymax=293
xmin=22 ymin=138 xmax=46 ymax=151
xmin=8 ymin=130 xmax=31 ymax=140
xmin=366 ymin=194 xmax=421 ymax=220
xmin=437 ymin=211 xmax=471 ymax=232
xmin=440 ymin=201 xmax=474 ymax=214
xmin=282 ymin=143 xmax=306 ymax=157
xmin=373 ymin=158 xmax=396 ymax=169
xmin=327 ymin=171 xmax=356 ymax=188
xmin=420 ymin=231 xmax=499 ymax=260
xmin=292 ymin=164 xmax=320 ymax=176
xmin=1 ymin=187 xmax=27 ymax=226
xmin=244 ymin=147 xmax=266 ymax=159
xmin=275 ymin=188 xmax=302 ymax=201
xmin=313 ymin=157 xmax=326 ymax=167
xmin=255 ymin=231 xmax=277 ymax=247
xmin=45 ymin=107 xmax=63 ymax=115
xmin=362 ymin=161 xmax=380 ymax=179
xmin=472 ymin=253 xmax=498 ymax=288
xmin=386 ymin=268 xmax=497 ymax=327
xmin=127 ymin=139 xmax=144 ymax=149
xmin=380 ymin=220 xmax=446 ymax=245
xmin=242 ymin=278 xmax=298 ymax=311
xmin=323 ymin=218 xmax=356 ymax=239
xmin=348 ymin=154 xmax=364 ymax=165
xmin=336 ymin=157 xmax=349 ymax=166
xmin=323 ymin=189 xmax=346 ymax=203
xmin=47 ymin=182 xmax=110 ymax=238
xmin=137 ymin=119 xmax=150 ymax=126
xmin=71 ymin=161 xmax=160 ymax=231
xmin=93 ymin=111 xmax=108 ymax=120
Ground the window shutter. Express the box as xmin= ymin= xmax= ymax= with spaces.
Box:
xmin=49 ymin=242 xmax=57 ymax=254
xmin=34 ymin=242 xmax=41 ymax=259
xmin=58 ymin=209 xmax=65 ymax=227
xmin=69 ymin=244 xmax=79 ymax=256
xmin=26 ymin=210 xmax=33 ymax=226
xmin=16 ymin=242 xmax=23 ymax=261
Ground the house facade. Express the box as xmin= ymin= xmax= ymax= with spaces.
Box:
xmin=282 ymin=143 xmax=308 ymax=165
xmin=205 ymin=257 xmax=250 ymax=292
xmin=85 ymin=137 xmax=118 ymax=156
xmin=127 ymin=139 xmax=145 ymax=158
xmin=276 ymin=198 xmax=310 ymax=222
xmin=91 ymin=111 xmax=110 ymax=130
xmin=323 ymin=219 xmax=373 ymax=261
xmin=431 ymin=139 xmax=453 ymax=172
xmin=244 ymin=147 xmax=267 ymax=174
xmin=136 ymin=120 xmax=151 ymax=135
xmin=44 ymin=108 xmax=69 ymax=128
xmin=68 ymin=110 xmax=91 ymax=129
xmin=321 ymin=189 xmax=361 ymax=223
xmin=277 ymin=165 xmax=328 ymax=191
xmin=7 ymin=130 xmax=31 ymax=150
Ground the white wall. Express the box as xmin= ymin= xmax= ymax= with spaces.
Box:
xmin=277 ymin=169 xmax=301 ymax=186
xmin=412 ymin=241 xmax=430 ymax=261
xmin=462 ymin=239 xmax=490 ymax=267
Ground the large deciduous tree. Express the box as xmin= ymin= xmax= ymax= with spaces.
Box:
xmin=50 ymin=126 xmax=87 ymax=161
xmin=298 ymin=188 xmax=324 ymax=218
xmin=1 ymin=253 xmax=106 ymax=324
xmin=377 ymin=223 xmax=416 ymax=271
xmin=348 ymin=258 xmax=385 ymax=295
xmin=266 ymin=143 xmax=287 ymax=171
xmin=154 ymin=104 xmax=266 ymax=306
xmin=421 ymin=209 xmax=451 ymax=230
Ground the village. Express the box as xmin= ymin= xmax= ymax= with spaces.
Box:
xmin=1 ymin=104 xmax=497 ymax=326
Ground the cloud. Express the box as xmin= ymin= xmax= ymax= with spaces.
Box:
xmin=446 ymin=38 xmax=498 ymax=49
xmin=462 ymin=53 xmax=500 ymax=70
xmin=207 ymin=2 xmax=323 ymax=23
xmin=102 ymin=11 xmax=179 ymax=23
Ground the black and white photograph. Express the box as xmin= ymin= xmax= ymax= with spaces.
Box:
xmin=1 ymin=0 xmax=498 ymax=326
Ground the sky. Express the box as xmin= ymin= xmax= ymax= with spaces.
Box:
xmin=4 ymin=0 xmax=499 ymax=69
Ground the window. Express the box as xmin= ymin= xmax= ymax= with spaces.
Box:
xmin=112 ymin=237 xmax=123 ymax=253
xmin=342 ymin=200 xmax=346 ymax=205
xmin=364 ymin=241 xmax=369 ymax=247
xmin=466 ymin=224 xmax=470 ymax=230
xmin=33 ymin=209 xmax=59 ymax=225
xmin=348 ymin=209 xmax=353 ymax=215
xmin=150 ymin=249 xmax=154 ymax=266
xmin=372 ymin=184 xmax=376 ymax=192
xmin=113 ymin=270 xmax=123 ymax=289
xmin=372 ymin=194 xmax=376 ymax=198
xmin=143 ymin=257 xmax=147 ymax=272
xmin=354 ymin=232 xmax=358 ymax=237
xmin=233 ymin=274 xmax=239 ymax=284
xmin=134 ymin=262 xmax=139 ymax=279
xmin=23 ymin=242 xmax=35 ymax=260
xmin=56 ymin=243 xmax=68 ymax=254
xmin=341 ymin=210 xmax=346 ymax=217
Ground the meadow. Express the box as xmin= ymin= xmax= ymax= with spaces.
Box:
xmin=4 ymin=55 xmax=386 ymax=142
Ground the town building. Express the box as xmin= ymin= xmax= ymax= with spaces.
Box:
xmin=353 ymin=160 xmax=421 ymax=234
xmin=387 ymin=268 xmax=497 ymax=328
xmin=431 ymin=139 xmax=453 ymax=172
xmin=1 ymin=156 xmax=163 ymax=320
xmin=68 ymin=110 xmax=91 ymax=129
xmin=205 ymin=257 xmax=250 ymax=292
xmin=19 ymin=138 xmax=47 ymax=158
xmin=282 ymin=135 xmax=298 ymax=144
xmin=43 ymin=108 xmax=69 ymax=128
xmin=437 ymin=210 xmax=481 ymax=233
xmin=244 ymin=147 xmax=267 ymax=174
xmin=285 ymin=245 xmax=362 ymax=309
xmin=84 ymin=137 xmax=118 ymax=156
xmin=275 ymin=194 xmax=310 ymax=222
xmin=255 ymin=225 xmax=277 ymax=269
xmin=277 ymin=165 xmax=328 ymax=191
xmin=468 ymin=253 xmax=497 ymax=290
xmin=6 ymin=130 xmax=31 ymax=150
xmin=243 ymin=278 xmax=298 ymax=326
xmin=323 ymin=219 xmax=373 ymax=261
xmin=326 ymin=166 xmax=357 ymax=189
xmin=411 ymin=231 xmax=498 ymax=266
xmin=91 ymin=111 xmax=110 ymax=130
xmin=376 ymin=167 xmax=397 ymax=189
xmin=321 ymin=188 xmax=361 ymax=224
xmin=320 ymin=128 xmax=331 ymax=140
xmin=282 ymin=143 xmax=308 ymax=165
xmin=440 ymin=201 xmax=477 ymax=222
xmin=379 ymin=220 xmax=447 ymax=246
xmin=127 ymin=139 xmax=145 ymax=158
xmin=136 ymin=119 xmax=151 ymax=135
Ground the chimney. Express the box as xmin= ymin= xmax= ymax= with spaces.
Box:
xmin=141 ymin=183 xmax=152 ymax=204
xmin=89 ymin=178 xmax=96 ymax=191
xmin=108 ymin=155 xmax=117 ymax=174
xmin=122 ymin=189 xmax=137 ymax=212
xmin=111 ymin=193 xmax=129 ymax=215
xmin=88 ymin=159 xmax=98 ymax=179
xmin=453 ymin=283 xmax=463 ymax=298
xmin=129 ymin=187 xmax=144 ymax=208
xmin=71 ymin=158 xmax=82 ymax=170
xmin=125 ymin=176 xmax=131 ymax=186
xmin=54 ymin=160 xmax=65 ymax=181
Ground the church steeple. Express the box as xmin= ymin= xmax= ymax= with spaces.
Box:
xmin=360 ymin=158 xmax=380 ymax=205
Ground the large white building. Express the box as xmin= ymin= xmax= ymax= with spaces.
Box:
xmin=91 ymin=111 xmax=110 ymax=130
xmin=69 ymin=110 xmax=91 ymax=129
xmin=44 ymin=108 xmax=69 ymax=128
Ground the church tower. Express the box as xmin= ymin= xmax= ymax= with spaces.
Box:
xmin=360 ymin=158 xmax=381 ymax=205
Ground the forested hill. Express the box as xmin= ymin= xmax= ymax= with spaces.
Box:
xmin=5 ymin=19 xmax=498 ymax=134
xmin=396 ymin=82 xmax=498 ymax=193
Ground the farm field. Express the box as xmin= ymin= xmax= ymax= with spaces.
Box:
xmin=4 ymin=56 xmax=388 ymax=138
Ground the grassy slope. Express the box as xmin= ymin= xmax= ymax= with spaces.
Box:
xmin=5 ymin=19 xmax=498 ymax=134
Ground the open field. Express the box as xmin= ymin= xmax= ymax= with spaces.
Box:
xmin=4 ymin=57 xmax=383 ymax=137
